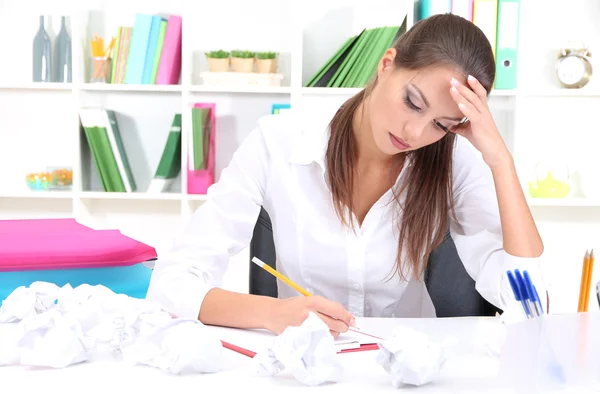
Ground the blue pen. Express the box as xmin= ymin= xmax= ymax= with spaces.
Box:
xmin=523 ymin=270 xmax=544 ymax=316
xmin=514 ymin=269 xmax=537 ymax=318
xmin=507 ymin=270 xmax=531 ymax=318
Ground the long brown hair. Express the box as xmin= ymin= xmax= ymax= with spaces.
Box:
xmin=326 ymin=14 xmax=496 ymax=280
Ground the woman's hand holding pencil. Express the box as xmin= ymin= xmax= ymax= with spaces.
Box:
xmin=264 ymin=295 xmax=357 ymax=338
xmin=252 ymin=257 xmax=356 ymax=337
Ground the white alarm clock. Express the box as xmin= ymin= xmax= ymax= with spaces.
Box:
xmin=556 ymin=44 xmax=593 ymax=89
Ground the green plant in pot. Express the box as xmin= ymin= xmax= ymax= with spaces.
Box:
xmin=231 ymin=50 xmax=256 ymax=73
xmin=256 ymin=51 xmax=278 ymax=73
xmin=206 ymin=50 xmax=230 ymax=72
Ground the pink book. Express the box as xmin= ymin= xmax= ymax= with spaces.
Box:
xmin=188 ymin=103 xmax=215 ymax=194
xmin=0 ymin=224 xmax=157 ymax=272
xmin=156 ymin=15 xmax=182 ymax=85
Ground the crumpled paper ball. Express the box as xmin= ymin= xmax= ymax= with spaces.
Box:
xmin=0 ymin=282 xmax=61 ymax=323
xmin=121 ymin=318 xmax=224 ymax=375
xmin=18 ymin=308 xmax=88 ymax=368
xmin=0 ymin=282 xmax=224 ymax=374
xmin=255 ymin=311 xmax=343 ymax=386
xmin=376 ymin=325 xmax=453 ymax=387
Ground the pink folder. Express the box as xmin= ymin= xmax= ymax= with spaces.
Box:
xmin=0 ymin=219 xmax=157 ymax=272
xmin=156 ymin=15 xmax=182 ymax=85
xmin=0 ymin=218 xmax=94 ymax=234
xmin=188 ymin=102 xmax=216 ymax=194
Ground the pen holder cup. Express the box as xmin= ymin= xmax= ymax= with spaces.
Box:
xmin=498 ymin=313 xmax=600 ymax=392
xmin=89 ymin=56 xmax=111 ymax=83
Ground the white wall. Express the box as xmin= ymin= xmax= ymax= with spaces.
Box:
xmin=0 ymin=0 xmax=599 ymax=314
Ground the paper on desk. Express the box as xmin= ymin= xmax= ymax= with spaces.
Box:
xmin=0 ymin=282 xmax=224 ymax=374
xmin=121 ymin=318 xmax=224 ymax=374
xmin=377 ymin=324 xmax=455 ymax=387
xmin=255 ymin=312 xmax=343 ymax=386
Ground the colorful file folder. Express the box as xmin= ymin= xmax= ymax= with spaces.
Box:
xmin=494 ymin=0 xmax=521 ymax=89
xmin=0 ymin=218 xmax=157 ymax=301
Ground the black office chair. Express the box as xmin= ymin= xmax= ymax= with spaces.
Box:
xmin=249 ymin=207 xmax=502 ymax=317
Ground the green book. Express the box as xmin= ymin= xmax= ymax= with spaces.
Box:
xmin=304 ymin=31 xmax=363 ymax=87
xmin=345 ymin=28 xmax=384 ymax=87
xmin=81 ymin=124 xmax=108 ymax=191
xmin=80 ymin=109 xmax=110 ymax=191
xmin=329 ymin=28 xmax=376 ymax=87
xmin=148 ymin=114 xmax=182 ymax=193
xmin=94 ymin=125 xmax=126 ymax=192
xmin=355 ymin=26 xmax=403 ymax=87
xmin=192 ymin=107 xmax=211 ymax=170
xmin=151 ymin=20 xmax=168 ymax=84
xmin=80 ymin=108 xmax=126 ymax=192
xmin=101 ymin=109 xmax=137 ymax=192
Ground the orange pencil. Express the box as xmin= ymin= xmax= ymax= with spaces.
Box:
xmin=583 ymin=249 xmax=595 ymax=312
xmin=578 ymin=250 xmax=592 ymax=312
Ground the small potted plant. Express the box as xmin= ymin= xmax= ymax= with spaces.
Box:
xmin=231 ymin=50 xmax=256 ymax=73
xmin=205 ymin=50 xmax=230 ymax=72
xmin=256 ymin=51 xmax=278 ymax=73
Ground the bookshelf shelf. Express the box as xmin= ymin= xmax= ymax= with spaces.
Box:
xmin=301 ymin=87 xmax=520 ymax=97
xmin=300 ymin=87 xmax=363 ymax=96
xmin=186 ymin=194 xmax=208 ymax=201
xmin=527 ymin=198 xmax=600 ymax=207
xmin=0 ymin=191 xmax=74 ymax=199
xmin=79 ymin=192 xmax=183 ymax=201
xmin=188 ymin=85 xmax=292 ymax=94
xmin=490 ymin=90 xmax=518 ymax=97
xmin=519 ymin=89 xmax=600 ymax=97
xmin=80 ymin=84 xmax=182 ymax=93
xmin=0 ymin=83 xmax=73 ymax=91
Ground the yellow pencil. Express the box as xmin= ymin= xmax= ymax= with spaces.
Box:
xmin=251 ymin=257 xmax=312 ymax=297
xmin=251 ymin=256 xmax=372 ymax=335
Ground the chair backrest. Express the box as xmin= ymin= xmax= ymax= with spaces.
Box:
xmin=249 ymin=207 xmax=278 ymax=298
xmin=249 ymin=208 xmax=502 ymax=317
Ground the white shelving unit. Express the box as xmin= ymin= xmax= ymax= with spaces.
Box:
xmin=1 ymin=0 xmax=600 ymax=311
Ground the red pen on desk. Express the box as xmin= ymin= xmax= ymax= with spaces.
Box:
xmin=221 ymin=340 xmax=256 ymax=358
xmin=221 ymin=339 xmax=379 ymax=358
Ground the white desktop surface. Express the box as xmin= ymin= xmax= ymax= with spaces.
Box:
xmin=0 ymin=317 xmax=591 ymax=393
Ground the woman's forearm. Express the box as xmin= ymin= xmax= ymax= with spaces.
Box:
xmin=199 ymin=288 xmax=279 ymax=329
xmin=490 ymin=152 xmax=544 ymax=257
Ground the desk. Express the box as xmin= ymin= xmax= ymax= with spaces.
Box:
xmin=0 ymin=317 xmax=589 ymax=393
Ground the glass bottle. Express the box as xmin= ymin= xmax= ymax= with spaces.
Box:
xmin=33 ymin=15 xmax=52 ymax=82
xmin=54 ymin=16 xmax=72 ymax=83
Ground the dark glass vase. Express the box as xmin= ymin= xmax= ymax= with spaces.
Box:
xmin=32 ymin=15 xmax=52 ymax=82
xmin=54 ymin=16 xmax=72 ymax=83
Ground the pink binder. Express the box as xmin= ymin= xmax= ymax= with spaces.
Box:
xmin=156 ymin=15 xmax=182 ymax=85
xmin=0 ymin=218 xmax=94 ymax=234
xmin=0 ymin=219 xmax=157 ymax=272
xmin=187 ymin=103 xmax=215 ymax=194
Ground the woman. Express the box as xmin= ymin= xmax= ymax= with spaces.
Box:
xmin=146 ymin=14 xmax=547 ymax=337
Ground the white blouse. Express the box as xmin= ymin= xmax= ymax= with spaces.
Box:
xmin=146 ymin=111 xmax=547 ymax=321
